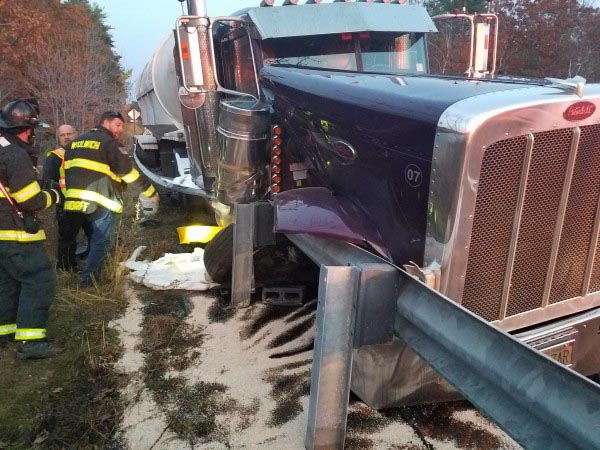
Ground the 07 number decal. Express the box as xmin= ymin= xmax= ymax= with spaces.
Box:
xmin=405 ymin=164 xmax=423 ymax=188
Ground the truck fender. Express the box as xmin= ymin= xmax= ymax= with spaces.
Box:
xmin=273 ymin=187 xmax=391 ymax=260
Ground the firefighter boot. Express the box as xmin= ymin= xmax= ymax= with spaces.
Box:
xmin=17 ymin=340 xmax=63 ymax=360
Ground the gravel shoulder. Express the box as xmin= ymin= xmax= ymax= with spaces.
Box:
xmin=112 ymin=283 xmax=522 ymax=450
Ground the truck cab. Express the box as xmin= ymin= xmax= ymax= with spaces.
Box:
xmin=134 ymin=0 xmax=600 ymax=406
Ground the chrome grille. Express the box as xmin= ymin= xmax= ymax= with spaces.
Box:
xmin=462 ymin=124 xmax=600 ymax=322
xmin=462 ymin=136 xmax=527 ymax=321
xmin=551 ymin=125 xmax=600 ymax=302
xmin=592 ymin=240 xmax=600 ymax=293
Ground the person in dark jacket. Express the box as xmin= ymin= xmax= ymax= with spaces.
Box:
xmin=63 ymin=111 xmax=159 ymax=287
xmin=0 ymin=98 xmax=63 ymax=360
xmin=43 ymin=124 xmax=92 ymax=270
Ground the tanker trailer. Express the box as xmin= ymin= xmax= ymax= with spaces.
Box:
xmin=134 ymin=0 xmax=600 ymax=407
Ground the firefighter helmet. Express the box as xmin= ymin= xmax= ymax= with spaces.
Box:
xmin=0 ymin=99 xmax=41 ymax=129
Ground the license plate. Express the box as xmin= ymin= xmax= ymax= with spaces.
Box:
xmin=542 ymin=340 xmax=574 ymax=366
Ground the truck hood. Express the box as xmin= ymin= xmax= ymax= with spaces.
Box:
xmin=261 ymin=66 xmax=548 ymax=127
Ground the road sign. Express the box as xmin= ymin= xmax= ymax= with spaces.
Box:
xmin=128 ymin=109 xmax=140 ymax=121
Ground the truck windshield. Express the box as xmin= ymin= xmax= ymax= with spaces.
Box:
xmin=262 ymin=32 xmax=428 ymax=74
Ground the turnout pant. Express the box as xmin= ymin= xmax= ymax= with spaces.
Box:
xmin=0 ymin=241 xmax=56 ymax=341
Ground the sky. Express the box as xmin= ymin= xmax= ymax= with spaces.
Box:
xmin=90 ymin=0 xmax=262 ymax=97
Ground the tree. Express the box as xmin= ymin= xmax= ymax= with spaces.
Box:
xmin=495 ymin=0 xmax=600 ymax=81
xmin=0 ymin=0 xmax=128 ymax=136
xmin=425 ymin=0 xmax=495 ymax=75
xmin=424 ymin=0 xmax=600 ymax=81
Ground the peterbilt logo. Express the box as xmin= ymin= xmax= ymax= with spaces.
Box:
xmin=563 ymin=101 xmax=596 ymax=121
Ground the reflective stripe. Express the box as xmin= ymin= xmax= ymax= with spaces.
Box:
xmin=0 ymin=323 xmax=16 ymax=336
xmin=15 ymin=328 xmax=46 ymax=341
xmin=63 ymin=200 xmax=91 ymax=212
xmin=121 ymin=168 xmax=140 ymax=183
xmin=71 ymin=140 xmax=101 ymax=150
xmin=12 ymin=181 xmax=41 ymax=203
xmin=65 ymin=189 xmax=123 ymax=213
xmin=64 ymin=158 xmax=122 ymax=182
xmin=0 ymin=229 xmax=46 ymax=242
xmin=44 ymin=191 xmax=52 ymax=208
xmin=142 ymin=185 xmax=156 ymax=198
xmin=47 ymin=148 xmax=65 ymax=159
xmin=59 ymin=161 xmax=66 ymax=195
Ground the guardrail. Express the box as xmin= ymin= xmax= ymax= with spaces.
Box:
xmin=287 ymin=234 xmax=600 ymax=450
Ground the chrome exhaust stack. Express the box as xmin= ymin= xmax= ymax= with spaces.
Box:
xmin=176 ymin=0 xmax=221 ymax=191
xmin=186 ymin=0 xmax=207 ymax=16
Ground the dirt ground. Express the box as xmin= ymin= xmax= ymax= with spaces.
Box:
xmin=112 ymin=279 xmax=523 ymax=450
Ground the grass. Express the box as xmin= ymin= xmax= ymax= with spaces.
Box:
xmin=0 ymin=185 xmax=191 ymax=449
xmin=0 ymin=211 xmax=136 ymax=449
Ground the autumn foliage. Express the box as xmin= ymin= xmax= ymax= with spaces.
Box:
xmin=427 ymin=0 xmax=600 ymax=82
xmin=0 ymin=0 xmax=127 ymax=134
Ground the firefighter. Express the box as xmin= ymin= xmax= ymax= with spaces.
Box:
xmin=43 ymin=124 xmax=92 ymax=270
xmin=63 ymin=111 xmax=159 ymax=287
xmin=0 ymin=99 xmax=63 ymax=360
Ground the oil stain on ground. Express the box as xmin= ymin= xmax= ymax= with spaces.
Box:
xmin=207 ymin=291 xmax=236 ymax=323
xmin=165 ymin=381 xmax=234 ymax=446
xmin=240 ymin=304 xmax=297 ymax=340
xmin=384 ymin=401 xmax=506 ymax=449
xmin=265 ymin=367 xmax=311 ymax=427
xmin=345 ymin=396 xmax=506 ymax=450
xmin=267 ymin=314 xmax=315 ymax=349
xmin=137 ymin=288 xmax=236 ymax=445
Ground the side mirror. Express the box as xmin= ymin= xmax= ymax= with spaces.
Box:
xmin=176 ymin=16 xmax=208 ymax=94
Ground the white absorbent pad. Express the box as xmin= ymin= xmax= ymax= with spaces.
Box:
xmin=122 ymin=246 xmax=218 ymax=290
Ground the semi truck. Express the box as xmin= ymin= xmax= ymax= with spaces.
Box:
xmin=134 ymin=0 xmax=600 ymax=406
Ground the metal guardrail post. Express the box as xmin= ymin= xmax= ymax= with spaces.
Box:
xmin=305 ymin=266 xmax=360 ymax=450
xmin=394 ymin=276 xmax=600 ymax=450
xmin=231 ymin=203 xmax=254 ymax=307
xmin=290 ymin=234 xmax=600 ymax=449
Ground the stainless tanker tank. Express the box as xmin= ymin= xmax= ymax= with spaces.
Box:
xmin=136 ymin=33 xmax=183 ymax=129
xmin=136 ymin=27 xmax=221 ymax=192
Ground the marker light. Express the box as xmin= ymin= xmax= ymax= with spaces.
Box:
xmin=181 ymin=42 xmax=190 ymax=60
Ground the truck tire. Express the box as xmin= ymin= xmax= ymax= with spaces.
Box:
xmin=204 ymin=224 xmax=234 ymax=283
xmin=203 ymin=224 xmax=319 ymax=287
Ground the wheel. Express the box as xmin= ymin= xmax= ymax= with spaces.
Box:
xmin=203 ymin=224 xmax=319 ymax=287
xmin=204 ymin=224 xmax=234 ymax=283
